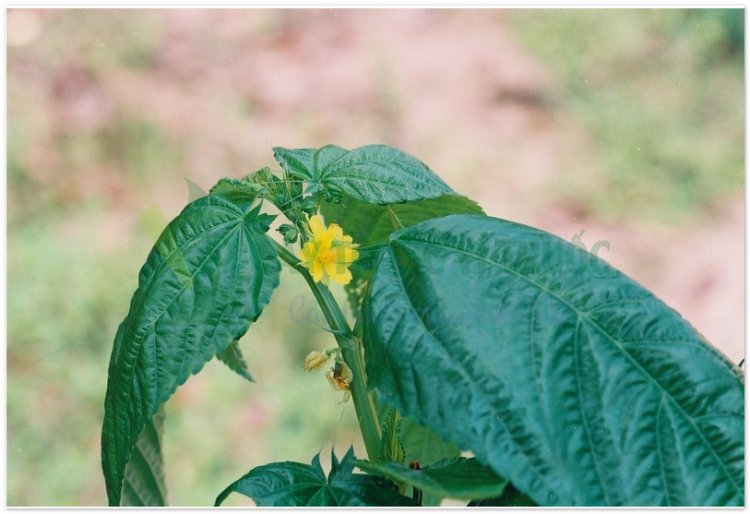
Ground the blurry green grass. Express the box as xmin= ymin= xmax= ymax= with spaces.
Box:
xmin=509 ymin=9 xmax=744 ymax=222
xmin=8 ymin=211 xmax=140 ymax=505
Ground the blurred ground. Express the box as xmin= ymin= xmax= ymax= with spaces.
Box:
xmin=6 ymin=8 xmax=744 ymax=506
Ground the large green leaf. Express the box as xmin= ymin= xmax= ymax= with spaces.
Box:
xmin=321 ymin=194 xmax=484 ymax=314
xmin=318 ymin=145 xmax=452 ymax=204
xmin=102 ymin=195 xmax=281 ymax=505
xmin=120 ymin=408 xmax=167 ymax=506
xmin=215 ymin=449 xmax=416 ymax=507
xmin=355 ymin=457 xmax=508 ymax=501
xmin=363 ymin=214 xmax=744 ymax=506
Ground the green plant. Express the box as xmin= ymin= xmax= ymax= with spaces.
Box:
xmin=101 ymin=144 xmax=743 ymax=506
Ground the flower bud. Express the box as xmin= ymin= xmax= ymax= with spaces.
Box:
xmin=303 ymin=351 xmax=329 ymax=372
xmin=300 ymin=197 xmax=317 ymax=216
xmin=278 ymin=224 xmax=298 ymax=244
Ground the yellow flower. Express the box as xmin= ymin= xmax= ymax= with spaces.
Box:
xmin=303 ymin=351 xmax=329 ymax=371
xmin=299 ymin=214 xmax=359 ymax=285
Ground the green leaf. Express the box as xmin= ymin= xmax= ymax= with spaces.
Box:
xmin=363 ymin=214 xmax=744 ymax=506
xmin=272 ymin=147 xmax=316 ymax=179
xmin=377 ymin=408 xmax=405 ymax=464
xmin=468 ymin=482 xmax=537 ymax=507
xmin=209 ymin=177 xmax=264 ymax=209
xmin=356 ymin=457 xmax=508 ymax=501
xmin=318 ymin=144 xmax=453 ymax=204
xmin=399 ymin=417 xmax=461 ymax=467
xmin=322 ymin=194 xmax=484 ymax=249
xmin=313 ymin=144 xmax=348 ymax=179
xmin=215 ymin=448 xmax=417 ymax=507
xmin=399 ymin=418 xmax=462 ymax=506
xmin=321 ymin=194 xmax=484 ymax=314
xmin=216 ymin=339 xmax=253 ymax=382
xmin=273 ymin=145 xmax=352 ymax=181
xmin=373 ymin=402 xmax=461 ymax=506
xmin=240 ymin=166 xmax=304 ymax=216
xmin=102 ymin=194 xmax=281 ymax=505
xmin=121 ymin=408 xmax=167 ymax=506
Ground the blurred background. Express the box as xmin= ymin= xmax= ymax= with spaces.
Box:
xmin=6 ymin=8 xmax=744 ymax=506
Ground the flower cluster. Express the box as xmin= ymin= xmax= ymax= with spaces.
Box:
xmin=299 ymin=214 xmax=359 ymax=285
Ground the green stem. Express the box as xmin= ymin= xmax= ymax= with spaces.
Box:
xmin=272 ymin=240 xmax=382 ymax=460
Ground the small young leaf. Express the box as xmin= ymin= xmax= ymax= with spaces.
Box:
xmin=397 ymin=417 xmax=462 ymax=506
xmin=273 ymin=147 xmax=316 ymax=179
xmin=355 ymin=457 xmax=508 ymax=501
xmin=318 ymin=144 xmax=453 ymax=204
xmin=398 ymin=417 xmax=461 ymax=467
xmin=243 ymin=166 xmax=303 ymax=215
xmin=209 ymin=177 xmax=264 ymax=208
xmin=377 ymin=408 xmax=405 ymax=464
xmin=300 ymin=196 xmax=317 ymax=216
xmin=215 ymin=448 xmax=416 ymax=507
xmin=278 ymin=224 xmax=299 ymax=244
xmin=216 ymin=339 xmax=253 ymax=382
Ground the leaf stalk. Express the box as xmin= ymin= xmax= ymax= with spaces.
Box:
xmin=272 ymin=240 xmax=382 ymax=460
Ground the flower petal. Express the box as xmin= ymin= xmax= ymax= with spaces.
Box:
xmin=318 ymin=238 xmax=332 ymax=253
xmin=300 ymin=241 xmax=316 ymax=264
xmin=311 ymin=259 xmax=324 ymax=283
xmin=308 ymin=215 xmax=326 ymax=239
xmin=325 ymin=261 xmax=353 ymax=285
xmin=327 ymin=223 xmax=344 ymax=240
xmin=336 ymin=247 xmax=359 ymax=264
